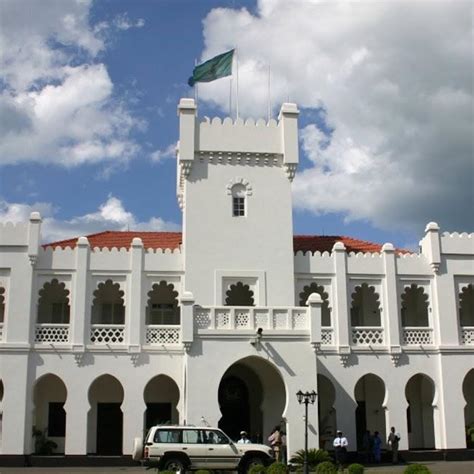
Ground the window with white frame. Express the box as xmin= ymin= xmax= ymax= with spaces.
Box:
xmin=231 ymin=184 xmax=246 ymax=217
xmin=0 ymin=287 xmax=5 ymax=323
xmin=37 ymin=279 xmax=70 ymax=324
xmin=459 ymin=284 xmax=474 ymax=327
xmin=91 ymin=280 xmax=125 ymax=324
xmin=146 ymin=281 xmax=180 ymax=325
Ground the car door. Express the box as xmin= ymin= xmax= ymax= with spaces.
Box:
xmin=202 ymin=429 xmax=240 ymax=469
xmin=147 ymin=428 xmax=182 ymax=461
xmin=182 ymin=429 xmax=207 ymax=469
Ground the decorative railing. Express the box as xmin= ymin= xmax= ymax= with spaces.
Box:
xmin=90 ymin=324 xmax=125 ymax=344
xmin=402 ymin=327 xmax=434 ymax=345
xmin=321 ymin=328 xmax=334 ymax=345
xmin=145 ymin=325 xmax=180 ymax=345
xmin=351 ymin=327 xmax=384 ymax=345
xmin=461 ymin=327 xmax=474 ymax=345
xmin=0 ymin=322 xmax=3 ymax=341
xmin=194 ymin=306 xmax=309 ymax=331
xmin=35 ymin=323 xmax=70 ymax=343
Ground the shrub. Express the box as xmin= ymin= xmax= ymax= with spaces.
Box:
xmin=248 ymin=464 xmax=267 ymax=474
xmin=403 ymin=464 xmax=432 ymax=474
xmin=195 ymin=471 xmax=212 ymax=474
xmin=157 ymin=471 xmax=178 ymax=474
xmin=315 ymin=461 xmax=337 ymax=474
xmin=267 ymin=462 xmax=287 ymax=474
xmin=348 ymin=463 xmax=365 ymax=474
xmin=289 ymin=449 xmax=331 ymax=468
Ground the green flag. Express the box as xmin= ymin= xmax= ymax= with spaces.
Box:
xmin=188 ymin=49 xmax=234 ymax=87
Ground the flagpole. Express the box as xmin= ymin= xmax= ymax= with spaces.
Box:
xmin=267 ymin=63 xmax=271 ymax=122
xmin=229 ymin=77 xmax=233 ymax=118
xmin=236 ymin=48 xmax=239 ymax=120
xmin=194 ymin=58 xmax=198 ymax=105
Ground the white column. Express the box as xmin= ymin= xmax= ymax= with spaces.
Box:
xmin=332 ymin=242 xmax=350 ymax=352
xmin=334 ymin=386 xmax=357 ymax=452
xmin=180 ymin=291 xmax=195 ymax=349
xmin=127 ymin=237 xmax=144 ymax=350
xmin=382 ymin=243 xmax=402 ymax=351
xmin=307 ymin=292 xmax=322 ymax=350
xmin=122 ymin=382 xmax=146 ymax=455
xmin=64 ymin=372 xmax=90 ymax=455
xmin=71 ymin=237 xmax=89 ymax=352
xmin=1 ymin=354 xmax=32 ymax=454
xmin=384 ymin=381 xmax=409 ymax=451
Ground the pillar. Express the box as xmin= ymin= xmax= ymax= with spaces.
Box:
xmin=71 ymin=237 xmax=89 ymax=352
xmin=127 ymin=237 xmax=144 ymax=350
xmin=122 ymin=382 xmax=147 ymax=455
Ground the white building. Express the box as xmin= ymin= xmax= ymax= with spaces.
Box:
xmin=0 ymin=98 xmax=473 ymax=463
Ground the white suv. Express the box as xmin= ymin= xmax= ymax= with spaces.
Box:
xmin=133 ymin=425 xmax=274 ymax=472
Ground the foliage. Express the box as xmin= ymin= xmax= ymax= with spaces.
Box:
xmin=403 ymin=464 xmax=432 ymax=474
xmin=348 ymin=463 xmax=365 ymax=474
xmin=467 ymin=423 xmax=474 ymax=447
xmin=289 ymin=449 xmax=331 ymax=468
xmin=248 ymin=464 xmax=267 ymax=474
xmin=32 ymin=427 xmax=58 ymax=455
xmin=158 ymin=471 xmax=180 ymax=474
xmin=315 ymin=461 xmax=337 ymax=474
xmin=267 ymin=462 xmax=287 ymax=474
xmin=195 ymin=471 xmax=212 ymax=474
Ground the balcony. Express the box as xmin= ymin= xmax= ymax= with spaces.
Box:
xmin=194 ymin=306 xmax=309 ymax=331
xmin=402 ymin=327 xmax=434 ymax=346
xmin=145 ymin=324 xmax=180 ymax=345
xmin=90 ymin=324 xmax=125 ymax=344
xmin=35 ymin=323 xmax=70 ymax=343
xmin=461 ymin=326 xmax=474 ymax=345
xmin=351 ymin=326 xmax=384 ymax=346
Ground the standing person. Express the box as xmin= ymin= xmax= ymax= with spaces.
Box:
xmin=372 ymin=431 xmax=382 ymax=463
xmin=387 ymin=426 xmax=400 ymax=464
xmin=238 ymin=431 xmax=251 ymax=444
xmin=333 ymin=430 xmax=348 ymax=470
xmin=268 ymin=425 xmax=282 ymax=462
xmin=362 ymin=430 xmax=372 ymax=463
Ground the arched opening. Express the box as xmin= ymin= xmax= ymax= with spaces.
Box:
xmin=405 ymin=374 xmax=435 ymax=449
xmin=299 ymin=283 xmax=331 ymax=326
xmin=354 ymin=374 xmax=386 ymax=452
xmin=317 ymin=374 xmax=336 ymax=450
xmin=218 ymin=356 xmax=286 ymax=443
xmin=88 ymin=375 xmax=124 ymax=455
xmin=91 ymin=280 xmax=125 ymax=324
xmin=463 ymin=369 xmax=474 ymax=448
xmin=231 ymin=183 xmax=246 ymax=217
xmin=225 ymin=282 xmax=254 ymax=306
xmin=146 ymin=281 xmax=180 ymax=325
xmin=144 ymin=375 xmax=180 ymax=431
xmin=37 ymin=279 xmax=70 ymax=323
xmin=459 ymin=284 xmax=474 ymax=327
xmin=401 ymin=285 xmax=429 ymax=327
xmin=0 ymin=380 xmax=4 ymax=452
xmin=33 ymin=374 xmax=67 ymax=454
xmin=350 ymin=283 xmax=381 ymax=326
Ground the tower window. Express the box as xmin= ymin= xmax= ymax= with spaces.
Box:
xmin=231 ymin=184 xmax=246 ymax=217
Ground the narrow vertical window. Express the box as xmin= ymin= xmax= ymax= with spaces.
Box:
xmin=231 ymin=184 xmax=246 ymax=217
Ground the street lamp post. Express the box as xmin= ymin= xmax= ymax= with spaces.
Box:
xmin=296 ymin=390 xmax=317 ymax=474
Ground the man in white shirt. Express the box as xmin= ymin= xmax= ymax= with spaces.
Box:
xmin=237 ymin=431 xmax=251 ymax=444
xmin=333 ymin=430 xmax=348 ymax=468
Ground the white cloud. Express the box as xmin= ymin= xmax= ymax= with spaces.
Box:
xmin=0 ymin=0 xmax=144 ymax=167
xmin=113 ymin=13 xmax=145 ymax=30
xmin=0 ymin=197 xmax=180 ymax=243
xmin=199 ymin=0 xmax=473 ymax=233
xmin=150 ymin=143 xmax=177 ymax=162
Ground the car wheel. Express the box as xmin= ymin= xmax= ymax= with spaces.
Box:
xmin=245 ymin=456 xmax=265 ymax=473
xmin=131 ymin=437 xmax=143 ymax=461
xmin=164 ymin=457 xmax=186 ymax=473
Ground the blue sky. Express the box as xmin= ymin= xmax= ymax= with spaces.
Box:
xmin=0 ymin=0 xmax=472 ymax=248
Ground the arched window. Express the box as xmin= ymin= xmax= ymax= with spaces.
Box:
xmin=350 ymin=283 xmax=381 ymax=326
xmin=37 ymin=279 xmax=70 ymax=324
xmin=401 ymin=284 xmax=429 ymax=327
xmin=232 ymin=184 xmax=246 ymax=217
xmin=0 ymin=287 xmax=5 ymax=323
xmin=459 ymin=284 xmax=474 ymax=327
xmin=91 ymin=280 xmax=125 ymax=324
xmin=146 ymin=281 xmax=180 ymax=325
xmin=225 ymin=282 xmax=254 ymax=306
xmin=299 ymin=283 xmax=331 ymax=326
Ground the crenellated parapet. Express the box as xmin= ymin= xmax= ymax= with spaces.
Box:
xmin=0 ymin=221 xmax=29 ymax=246
xmin=440 ymin=231 xmax=474 ymax=255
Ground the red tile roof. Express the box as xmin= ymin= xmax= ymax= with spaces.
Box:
xmin=45 ymin=231 xmax=409 ymax=254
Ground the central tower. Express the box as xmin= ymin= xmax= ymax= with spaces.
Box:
xmin=177 ymin=98 xmax=299 ymax=306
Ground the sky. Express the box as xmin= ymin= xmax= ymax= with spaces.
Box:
xmin=0 ymin=0 xmax=472 ymax=249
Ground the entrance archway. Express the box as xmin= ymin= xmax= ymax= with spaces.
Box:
xmin=144 ymin=375 xmax=180 ymax=431
xmin=33 ymin=374 xmax=67 ymax=454
xmin=354 ymin=374 xmax=386 ymax=451
xmin=218 ymin=356 xmax=286 ymax=443
xmin=317 ymin=374 xmax=336 ymax=450
xmin=463 ymin=369 xmax=474 ymax=448
xmin=88 ymin=374 xmax=124 ymax=455
xmin=405 ymin=373 xmax=435 ymax=449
